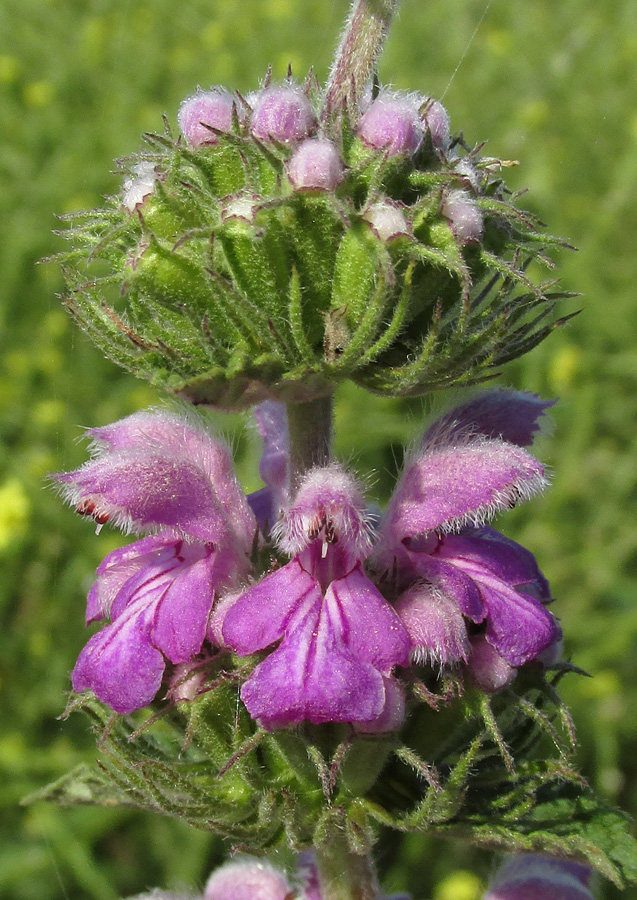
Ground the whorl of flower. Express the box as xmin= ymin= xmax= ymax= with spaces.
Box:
xmin=54 ymin=409 xmax=257 ymax=714
xmin=221 ymin=465 xmax=409 ymax=729
xmin=358 ymin=93 xmax=423 ymax=156
xmin=363 ymin=201 xmax=411 ymax=242
xmin=204 ymin=858 xmax=292 ymax=900
xmin=250 ymin=84 xmax=317 ymax=144
xmin=287 ymin=137 xmax=345 ymax=191
xmin=483 ymin=854 xmax=594 ymax=900
xmin=441 ymin=189 xmax=484 ymax=245
xmin=178 ymin=88 xmax=238 ymax=147
xmin=122 ymin=161 xmax=158 ymax=211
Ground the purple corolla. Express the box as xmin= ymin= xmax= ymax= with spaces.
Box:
xmin=55 ymin=408 xmax=257 ymax=714
xmin=219 ymin=464 xmax=410 ymax=729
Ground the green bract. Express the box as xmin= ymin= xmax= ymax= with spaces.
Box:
xmin=57 ymin=81 xmax=572 ymax=410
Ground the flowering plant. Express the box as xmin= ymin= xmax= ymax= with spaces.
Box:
xmin=28 ymin=1 xmax=637 ymax=898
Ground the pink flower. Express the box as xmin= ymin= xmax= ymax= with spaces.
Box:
xmin=55 ymin=408 xmax=257 ymax=714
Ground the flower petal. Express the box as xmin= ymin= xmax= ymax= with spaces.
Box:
xmin=395 ymin=583 xmax=470 ymax=666
xmin=240 ymin=595 xmax=386 ymax=726
xmin=56 ymin=409 xmax=256 ymax=547
xmin=327 ymin=565 xmax=410 ymax=671
xmin=384 ymin=438 xmax=547 ymax=541
xmin=476 ymin=574 xmax=559 ymax=665
xmin=275 ymin=463 xmax=372 ymax=561
xmin=72 ymin=593 xmax=165 ymax=714
xmin=89 ymin=535 xmax=182 ymax=623
xmin=403 ymin=551 xmax=485 ymax=621
xmin=422 ymin=390 xmax=554 ymax=448
xmin=253 ymin=401 xmax=289 ymax=496
xmin=222 ymin=559 xmax=320 ymax=655
xmin=438 ymin=528 xmax=551 ymax=598
xmin=152 ymin=551 xmax=216 ymax=663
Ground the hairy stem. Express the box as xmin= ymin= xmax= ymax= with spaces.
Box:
xmin=322 ymin=0 xmax=400 ymax=124
xmin=286 ymin=395 xmax=334 ymax=491
xmin=314 ymin=845 xmax=379 ymax=900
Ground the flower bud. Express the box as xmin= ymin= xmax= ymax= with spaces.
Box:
xmin=483 ymin=854 xmax=594 ymax=900
xmin=178 ymin=88 xmax=237 ymax=147
xmin=221 ymin=191 xmax=260 ymax=224
xmin=395 ymin=584 xmax=469 ymax=667
xmin=204 ymin=858 xmax=291 ymax=900
xmin=287 ymin=137 xmax=344 ymax=191
xmin=467 ymin=634 xmax=516 ymax=693
xmin=250 ymin=85 xmax=317 ymax=144
xmin=363 ymin=201 xmax=410 ymax=242
xmin=358 ymin=94 xmax=423 ymax=157
xmin=441 ymin=189 xmax=484 ymax=244
xmin=422 ymin=98 xmax=450 ymax=151
xmin=122 ymin=162 xmax=157 ymax=212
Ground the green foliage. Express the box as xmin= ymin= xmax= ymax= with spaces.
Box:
xmin=2 ymin=0 xmax=637 ymax=898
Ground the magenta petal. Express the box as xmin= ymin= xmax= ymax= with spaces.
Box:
xmin=395 ymin=584 xmax=470 ymax=666
xmin=72 ymin=596 xmax=165 ymax=714
xmin=327 ymin=565 xmax=410 ymax=671
xmin=88 ymin=535 xmax=179 ymax=623
xmin=56 ymin=452 xmax=231 ymax=543
xmin=439 ymin=529 xmax=551 ymax=598
xmin=152 ymin=553 xmax=215 ymax=663
xmin=222 ymin=559 xmax=320 ymax=655
xmin=423 ymin=391 xmax=554 ymax=448
xmin=240 ymin=597 xmax=386 ymax=726
xmin=406 ymin=552 xmax=485 ymax=621
xmin=477 ymin=574 xmax=559 ymax=665
xmin=386 ymin=439 xmax=547 ymax=539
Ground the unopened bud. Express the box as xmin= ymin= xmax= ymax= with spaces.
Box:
xmin=441 ymin=189 xmax=484 ymax=244
xmin=483 ymin=854 xmax=594 ymax=900
xmin=204 ymin=858 xmax=291 ymax=900
xmin=358 ymin=94 xmax=423 ymax=157
xmin=467 ymin=634 xmax=516 ymax=693
xmin=250 ymin=85 xmax=317 ymax=144
xmin=422 ymin=99 xmax=450 ymax=151
xmin=363 ymin=201 xmax=410 ymax=243
xmin=221 ymin=191 xmax=259 ymax=224
xmin=287 ymin=137 xmax=344 ymax=191
xmin=178 ymin=89 xmax=237 ymax=147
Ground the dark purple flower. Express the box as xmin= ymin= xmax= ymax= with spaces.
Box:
xmin=221 ymin=465 xmax=410 ymax=729
xmin=55 ymin=409 xmax=257 ymax=714
xmin=376 ymin=392 xmax=559 ymax=672
xmin=483 ymin=854 xmax=594 ymax=900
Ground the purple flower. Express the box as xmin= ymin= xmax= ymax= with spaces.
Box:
xmin=375 ymin=391 xmax=559 ymax=673
xmin=247 ymin=401 xmax=290 ymax=531
xmin=483 ymin=854 xmax=594 ymax=900
xmin=441 ymin=189 xmax=484 ymax=245
xmin=422 ymin=98 xmax=450 ymax=151
xmin=204 ymin=858 xmax=291 ymax=900
xmin=220 ymin=464 xmax=410 ymax=729
xmin=55 ymin=409 xmax=257 ymax=714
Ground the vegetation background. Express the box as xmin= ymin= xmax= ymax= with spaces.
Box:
xmin=1 ymin=0 xmax=636 ymax=897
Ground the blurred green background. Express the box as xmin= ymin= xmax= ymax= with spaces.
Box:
xmin=1 ymin=0 xmax=636 ymax=897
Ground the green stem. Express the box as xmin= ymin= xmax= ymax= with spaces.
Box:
xmin=322 ymin=0 xmax=400 ymax=124
xmin=314 ymin=845 xmax=379 ymax=900
xmin=286 ymin=395 xmax=334 ymax=491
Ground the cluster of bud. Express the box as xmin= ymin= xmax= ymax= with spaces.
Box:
xmin=58 ymin=73 xmax=561 ymax=410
